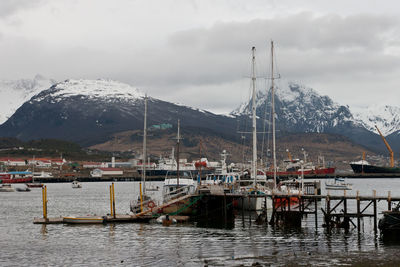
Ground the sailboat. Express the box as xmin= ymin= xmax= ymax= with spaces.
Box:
xmin=266 ymin=41 xmax=302 ymax=207
xmin=236 ymin=46 xmax=271 ymax=211
xmin=130 ymin=95 xmax=156 ymax=213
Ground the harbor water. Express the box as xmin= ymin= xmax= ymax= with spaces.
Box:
xmin=1 ymin=179 xmax=400 ymax=266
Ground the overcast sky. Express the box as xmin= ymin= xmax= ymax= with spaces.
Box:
xmin=0 ymin=0 xmax=400 ymax=114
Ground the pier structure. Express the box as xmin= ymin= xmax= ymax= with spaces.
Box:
xmin=224 ymin=189 xmax=398 ymax=235
xmin=33 ymin=182 xmax=399 ymax=236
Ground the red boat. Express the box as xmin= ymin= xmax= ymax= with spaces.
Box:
xmin=26 ymin=183 xmax=44 ymax=188
xmin=0 ymin=172 xmax=33 ymax=184
xmin=266 ymin=155 xmax=335 ymax=177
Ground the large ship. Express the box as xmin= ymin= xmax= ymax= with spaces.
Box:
xmin=350 ymin=160 xmax=400 ymax=174
xmin=350 ymin=125 xmax=400 ymax=174
xmin=138 ymin=148 xmax=215 ymax=176
xmin=266 ymin=153 xmax=335 ymax=177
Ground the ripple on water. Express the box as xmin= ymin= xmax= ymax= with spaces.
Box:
xmin=1 ymin=180 xmax=400 ymax=266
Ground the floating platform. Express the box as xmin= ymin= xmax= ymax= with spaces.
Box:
xmin=33 ymin=214 xmax=153 ymax=225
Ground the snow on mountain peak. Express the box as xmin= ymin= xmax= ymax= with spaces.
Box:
xmin=351 ymin=104 xmax=400 ymax=136
xmin=34 ymin=79 xmax=145 ymax=103
xmin=0 ymin=75 xmax=55 ymax=124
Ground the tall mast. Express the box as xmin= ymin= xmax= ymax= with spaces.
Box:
xmin=251 ymin=47 xmax=257 ymax=186
xmin=176 ymin=119 xmax=181 ymax=187
xmin=271 ymin=41 xmax=277 ymax=189
xmin=142 ymin=94 xmax=148 ymax=194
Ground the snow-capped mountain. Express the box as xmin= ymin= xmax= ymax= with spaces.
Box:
xmin=33 ymin=79 xmax=145 ymax=103
xmin=232 ymin=81 xmax=360 ymax=132
xmin=352 ymin=104 xmax=400 ymax=136
xmin=0 ymin=75 xmax=55 ymax=124
xmin=0 ymin=79 xmax=237 ymax=146
xmin=231 ymin=80 xmax=396 ymax=154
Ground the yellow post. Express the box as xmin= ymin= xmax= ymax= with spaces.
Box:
xmin=42 ymin=185 xmax=47 ymax=219
xmin=109 ymin=185 xmax=113 ymax=217
xmin=139 ymin=182 xmax=143 ymax=212
xmin=112 ymin=182 xmax=116 ymax=218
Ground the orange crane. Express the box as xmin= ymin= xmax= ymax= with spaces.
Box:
xmin=375 ymin=125 xmax=394 ymax=167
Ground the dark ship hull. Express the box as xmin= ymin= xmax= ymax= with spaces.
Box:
xmin=350 ymin=164 xmax=400 ymax=174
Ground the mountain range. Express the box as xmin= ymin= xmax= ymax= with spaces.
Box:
xmin=0 ymin=76 xmax=399 ymax=162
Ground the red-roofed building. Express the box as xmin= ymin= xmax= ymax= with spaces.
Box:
xmin=0 ymin=158 xmax=27 ymax=166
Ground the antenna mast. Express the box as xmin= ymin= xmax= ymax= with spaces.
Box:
xmin=176 ymin=119 xmax=181 ymax=187
xmin=251 ymin=47 xmax=257 ymax=186
xmin=271 ymin=41 xmax=277 ymax=189
xmin=142 ymin=94 xmax=148 ymax=194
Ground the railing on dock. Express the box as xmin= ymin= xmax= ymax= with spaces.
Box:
xmin=163 ymin=185 xmax=192 ymax=203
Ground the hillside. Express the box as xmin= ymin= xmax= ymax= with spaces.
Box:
xmin=90 ymin=128 xmax=375 ymax=170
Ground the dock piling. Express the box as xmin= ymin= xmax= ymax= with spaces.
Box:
xmin=109 ymin=185 xmax=113 ymax=217
xmin=42 ymin=185 xmax=48 ymax=220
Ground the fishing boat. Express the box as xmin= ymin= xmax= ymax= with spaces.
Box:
xmin=71 ymin=180 xmax=82 ymax=188
xmin=266 ymin=156 xmax=335 ymax=177
xmin=204 ymin=150 xmax=241 ymax=185
xmin=0 ymin=171 xmax=33 ymax=184
xmin=130 ymin=95 xmax=157 ymax=214
xmin=0 ymin=184 xmax=15 ymax=192
xmin=325 ymin=178 xmax=352 ymax=190
xmin=160 ymin=120 xmax=198 ymax=215
xmin=63 ymin=216 xmax=104 ymax=224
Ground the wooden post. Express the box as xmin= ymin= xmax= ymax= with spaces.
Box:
xmin=270 ymin=196 xmax=276 ymax=225
xmin=109 ymin=185 xmax=113 ymax=216
xmin=112 ymin=182 xmax=116 ymax=219
xmin=326 ymin=195 xmax=331 ymax=230
xmin=343 ymin=194 xmax=348 ymax=229
xmin=314 ymin=197 xmax=318 ymax=229
xmin=241 ymin=197 xmax=245 ymax=227
xmin=356 ymin=191 xmax=360 ymax=232
xmin=264 ymin=196 xmax=268 ymax=223
xmin=373 ymin=190 xmax=377 ymax=234
xmin=388 ymin=191 xmax=392 ymax=211
xmin=139 ymin=182 xmax=143 ymax=212
xmin=42 ymin=185 xmax=47 ymax=220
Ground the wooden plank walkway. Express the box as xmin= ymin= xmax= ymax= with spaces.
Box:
xmin=33 ymin=194 xmax=193 ymax=225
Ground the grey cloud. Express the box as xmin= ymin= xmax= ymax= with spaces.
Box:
xmin=129 ymin=13 xmax=400 ymax=89
xmin=0 ymin=0 xmax=46 ymax=18
xmin=2 ymin=11 xmax=400 ymax=114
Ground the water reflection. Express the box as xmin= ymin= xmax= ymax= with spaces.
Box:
xmin=40 ymin=224 xmax=48 ymax=238
xmin=3 ymin=180 xmax=400 ymax=266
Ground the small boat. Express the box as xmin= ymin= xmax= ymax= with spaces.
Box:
xmin=26 ymin=183 xmax=44 ymax=188
xmin=0 ymin=184 xmax=15 ymax=192
xmin=379 ymin=204 xmax=400 ymax=239
xmin=71 ymin=180 xmax=82 ymax=188
xmin=146 ymin=185 xmax=159 ymax=191
xmin=63 ymin=216 xmax=105 ymax=224
xmin=15 ymin=185 xmax=31 ymax=192
xmin=325 ymin=178 xmax=352 ymax=190
xmin=156 ymin=215 xmax=177 ymax=226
